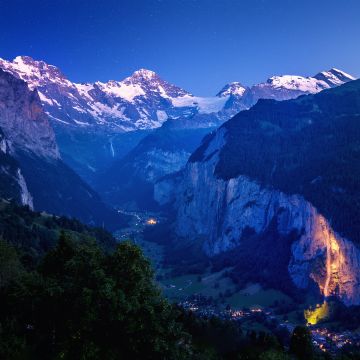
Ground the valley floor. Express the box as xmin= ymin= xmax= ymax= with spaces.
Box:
xmin=113 ymin=209 xmax=360 ymax=356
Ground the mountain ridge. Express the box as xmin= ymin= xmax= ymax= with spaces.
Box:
xmin=0 ymin=55 xmax=355 ymax=132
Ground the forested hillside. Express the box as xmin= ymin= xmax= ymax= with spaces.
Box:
xmin=0 ymin=201 xmax=330 ymax=359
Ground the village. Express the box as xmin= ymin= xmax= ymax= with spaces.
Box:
xmin=114 ymin=209 xmax=360 ymax=356
xmin=178 ymin=296 xmax=360 ymax=355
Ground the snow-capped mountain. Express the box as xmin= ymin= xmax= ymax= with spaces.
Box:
xmin=250 ymin=68 xmax=356 ymax=103
xmin=0 ymin=56 xmax=199 ymax=131
xmin=219 ymin=68 xmax=357 ymax=117
xmin=217 ymin=82 xmax=249 ymax=97
xmin=0 ymin=56 xmax=355 ymax=133
xmin=314 ymin=68 xmax=356 ymax=86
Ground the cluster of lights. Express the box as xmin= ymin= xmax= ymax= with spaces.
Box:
xmin=146 ymin=218 xmax=157 ymax=225
xmin=231 ymin=310 xmax=244 ymax=318
xmin=312 ymin=327 xmax=356 ymax=353
xmin=250 ymin=307 xmax=263 ymax=313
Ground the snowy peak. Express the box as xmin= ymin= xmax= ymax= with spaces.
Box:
xmin=261 ymin=68 xmax=356 ymax=93
xmin=250 ymin=69 xmax=356 ymax=103
xmin=0 ymin=56 xmax=69 ymax=90
xmin=130 ymin=68 xmax=158 ymax=80
xmin=217 ymin=82 xmax=248 ymax=97
xmin=94 ymin=68 xmax=190 ymax=103
xmin=121 ymin=68 xmax=190 ymax=98
xmin=123 ymin=68 xmax=159 ymax=86
xmin=262 ymin=75 xmax=327 ymax=92
xmin=314 ymin=68 xmax=356 ymax=87
xmin=215 ymin=67 xmax=356 ymax=108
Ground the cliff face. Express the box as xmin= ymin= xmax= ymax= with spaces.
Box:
xmin=0 ymin=69 xmax=59 ymax=159
xmin=290 ymin=210 xmax=360 ymax=306
xmin=0 ymin=128 xmax=33 ymax=208
xmin=156 ymin=130 xmax=360 ymax=305
xmin=155 ymin=80 xmax=360 ymax=305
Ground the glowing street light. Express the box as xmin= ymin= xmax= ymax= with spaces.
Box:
xmin=146 ymin=218 xmax=157 ymax=225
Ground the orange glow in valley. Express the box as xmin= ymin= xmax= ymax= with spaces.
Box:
xmin=304 ymin=301 xmax=330 ymax=325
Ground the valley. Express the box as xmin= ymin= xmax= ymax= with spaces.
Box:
xmin=104 ymin=74 xmax=360 ymax=353
xmin=1 ymin=60 xmax=360 ymax=357
xmin=112 ymin=208 xmax=360 ymax=356
xmin=2 ymin=1 xmax=360 ymax=358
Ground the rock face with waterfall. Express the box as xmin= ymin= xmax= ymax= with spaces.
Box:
xmin=0 ymin=127 xmax=33 ymax=208
xmin=155 ymin=79 xmax=360 ymax=305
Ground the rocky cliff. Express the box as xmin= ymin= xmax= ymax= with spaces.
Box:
xmin=156 ymin=158 xmax=360 ymax=305
xmin=155 ymin=80 xmax=360 ymax=305
xmin=0 ymin=68 xmax=59 ymax=159
xmin=0 ymin=128 xmax=33 ymax=208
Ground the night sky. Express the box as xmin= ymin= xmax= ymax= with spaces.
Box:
xmin=1 ymin=0 xmax=359 ymax=95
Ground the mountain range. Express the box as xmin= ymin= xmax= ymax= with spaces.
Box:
xmin=0 ymin=56 xmax=355 ymax=198
xmin=0 ymin=56 xmax=355 ymax=133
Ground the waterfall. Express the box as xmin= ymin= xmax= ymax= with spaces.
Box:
xmin=323 ymin=231 xmax=331 ymax=298
xmin=321 ymin=218 xmax=340 ymax=299
xmin=109 ymin=139 xmax=115 ymax=158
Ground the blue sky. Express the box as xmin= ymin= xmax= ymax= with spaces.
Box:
xmin=0 ymin=0 xmax=359 ymax=95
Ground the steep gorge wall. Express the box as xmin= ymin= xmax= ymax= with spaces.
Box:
xmin=0 ymin=129 xmax=33 ymax=208
xmin=155 ymin=129 xmax=360 ymax=305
